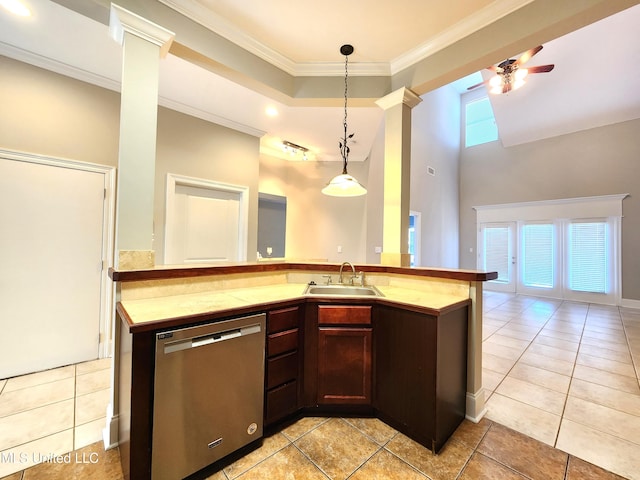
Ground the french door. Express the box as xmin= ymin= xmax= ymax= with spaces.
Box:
xmin=479 ymin=219 xmax=618 ymax=304
xmin=479 ymin=223 xmax=516 ymax=292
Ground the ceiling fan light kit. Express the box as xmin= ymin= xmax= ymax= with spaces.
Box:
xmin=322 ymin=44 xmax=367 ymax=197
xmin=470 ymin=45 xmax=554 ymax=94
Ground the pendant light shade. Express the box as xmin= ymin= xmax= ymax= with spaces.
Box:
xmin=321 ymin=173 xmax=367 ymax=196
xmin=322 ymin=44 xmax=367 ymax=197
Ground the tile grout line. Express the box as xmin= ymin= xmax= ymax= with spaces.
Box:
xmin=618 ymin=306 xmax=640 ymax=389
xmin=552 ymin=302 xmax=589 ymax=449
xmin=484 ymin=298 xmax=564 ymax=406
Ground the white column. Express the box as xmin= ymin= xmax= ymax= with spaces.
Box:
xmin=466 ymin=281 xmax=486 ymax=422
xmin=104 ymin=5 xmax=174 ymax=450
xmin=109 ymin=4 xmax=174 ymax=269
xmin=375 ymin=87 xmax=422 ymax=267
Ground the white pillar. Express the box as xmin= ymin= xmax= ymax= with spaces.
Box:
xmin=466 ymin=281 xmax=486 ymax=422
xmin=104 ymin=5 xmax=174 ymax=450
xmin=109 ymin=4 xmax=174 ymax=270
xmin=375 ymin=87 xmax=422 ymax=267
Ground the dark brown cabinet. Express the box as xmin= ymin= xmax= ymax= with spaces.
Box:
xmin=316 ymin=305 xmax=372 ymax=405
xmin=373 ymin=304 xmax=468 ymax=453
xmin=265 ymin=305 xmax=303 ymax=425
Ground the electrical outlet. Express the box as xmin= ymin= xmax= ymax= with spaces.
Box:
xmin=337 ymin=245 xmax=342 ymax=253
xmin=374 ymin=246 xmax=382 ymax=254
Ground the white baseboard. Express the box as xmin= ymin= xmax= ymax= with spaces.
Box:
xmin=465 ymin=389 xmax=487 ymax=423
xmin=102 ymin=403 xmax=119 ymax=450
xmin=621 ymin=298 xmax=640 ymax=309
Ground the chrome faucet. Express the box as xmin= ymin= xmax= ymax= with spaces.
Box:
xmin=338 ymin=262 xmax=356 ymax=285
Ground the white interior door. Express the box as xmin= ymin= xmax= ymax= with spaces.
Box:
xmin=165 ymin=175 xmax=248 ymax=264
xmin=0 ymin=156 xmax=106 ymax=378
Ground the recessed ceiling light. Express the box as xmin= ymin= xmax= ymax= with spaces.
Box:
xmin=265 ymin=106 xmax=278 ymax=117
xmin=0 ymin=0 xmax=31 ymax=16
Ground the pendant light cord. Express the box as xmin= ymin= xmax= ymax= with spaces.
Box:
xmin=341 ymin=53 xmax=350 ymax=174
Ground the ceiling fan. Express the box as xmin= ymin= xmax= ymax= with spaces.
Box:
xmin=468 ymin=45 xmax=555 ymax=94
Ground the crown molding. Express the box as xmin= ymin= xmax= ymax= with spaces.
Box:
xmin=0 ymin=41 xmax=266 ymax=138
xmin=158 ymin=0 xmax=389 ymax=76
xmin=158 ymin=97 xmax=266 ymax=137
xmin=390 ymin=0 xmax=535 ymax=74
xmin=159 ymin=0 xmax=534 ymax=77
xmin=0 ymin=41 xmax=122 ymax=92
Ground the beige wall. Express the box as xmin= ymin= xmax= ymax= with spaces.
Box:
xmin=459 ymin=117 xmax=640 ymax=302
xmin=0 ymin=56 xmax=261 ymax=263
xmin=259 ymin=155 xmax=369 ymax=263
xmin=0 ymin=56 xmax=120 ymax=166
xmin=410 ymin=85 xmax=461 ymax=267
xmin=154 ymin=108 xmax=260 ymax=262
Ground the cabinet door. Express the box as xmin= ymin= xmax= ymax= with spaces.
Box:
xmin=317 ymin=327 xmax=372 ymax=404
xmin=374 ymin=307 xmax=436 ymax=441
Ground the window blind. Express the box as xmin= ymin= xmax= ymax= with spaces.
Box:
xmin=569 ymin=222 xmax=607 ymax=293
xmin=522 ymin=224 xmax=554 ymax=288
xmin=484 ymin=226 xmax=510 ymax=283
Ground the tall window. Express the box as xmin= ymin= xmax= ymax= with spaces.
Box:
xmin=569 ymin=221 xmax=608 ymax=293
xmin=465 ymin=96 xmax=498 ymax=147
xmin=522 ymin=224 xmax=554 ymax=289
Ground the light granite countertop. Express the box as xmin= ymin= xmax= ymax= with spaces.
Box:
xmin=118 ymin=283 xmax=470 ymax=330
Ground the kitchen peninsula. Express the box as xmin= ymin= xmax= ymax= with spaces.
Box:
xmin=111 ymin=262 xmax=496 ymax=480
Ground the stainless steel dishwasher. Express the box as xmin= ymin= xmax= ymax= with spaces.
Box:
xmin=152 ymin=313 xmax=266 ymax=480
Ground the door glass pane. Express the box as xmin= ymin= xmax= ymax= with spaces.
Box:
xmin=569 ymin=222 xmax=607 ymax=293
xmin=484 ymin=226 xmax=510 ymax=283
xmin=522 ymin=224 xmax=554 ymax=288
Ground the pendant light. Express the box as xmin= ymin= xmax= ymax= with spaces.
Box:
xmin=322 ymin=44 xmax=367 ymax=197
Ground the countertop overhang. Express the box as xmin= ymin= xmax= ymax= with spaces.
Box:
xmin=109 ymin=261 xmax=497 ymax=283
xmin=113 ymin=262 xmax=496 ymax=333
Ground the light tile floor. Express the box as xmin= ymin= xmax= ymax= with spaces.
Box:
xmin=482 ymin=292 xmax=640 ymax=480
xmin=2 ymin=293 xmax=640 ymax=479
xmin=0 ymin=358 xmax=111 ymax=478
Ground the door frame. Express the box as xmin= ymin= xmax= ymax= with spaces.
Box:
xmin=164 ymin=173 xmax=249 ymax=263
xmin=0 ymin=148 xmax=116 ymax=358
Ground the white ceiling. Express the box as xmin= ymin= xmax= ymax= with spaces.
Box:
xmin=1 ymin=0 xmax=639 ymax=160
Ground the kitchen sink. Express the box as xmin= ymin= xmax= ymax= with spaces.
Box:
xmin=303 ymin=284 xmax=384 ymax=297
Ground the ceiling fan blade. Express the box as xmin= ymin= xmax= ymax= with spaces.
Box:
xmin=516 ymin=45 xmax=543 ymax=65
xmin=527 ymin=64 xmax=555 ymax=73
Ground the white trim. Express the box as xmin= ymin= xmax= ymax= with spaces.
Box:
xmin=157 ymin=0 xmax=533 ymax=77
xmin=474 ymin=194 xmax=628 ymax=222
xmin=465 ymin=390 xmax=487 ymax=423
xmin=622 ymin=298 xmax=640 ymax=309
xmin=103 ymin=403 xmax=119 ymax=450
xmin=109 ymin=4 xmax=175 ymax=58
xmin=0 ymin=148 xmax=116 ymax=359
xmin=158 ymin=96 xmax=266 ymax=138
xmin=164 ymin=173 xmax=249 ymax=263
xmin=476 ymin=195 xmax=627 ymax=305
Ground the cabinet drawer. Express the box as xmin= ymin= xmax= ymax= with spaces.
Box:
xmin=268 ymin=328 xmax=298 ymax=357
xmin=268 ymin=306 xmax=300 ymax=333
xmin=267 ymin=351 xmax=298 ymax=389
xmin=318 ymin=305 xmax=371 ymax=325
xmin=265 ymin=381 xmax=298 ymax=425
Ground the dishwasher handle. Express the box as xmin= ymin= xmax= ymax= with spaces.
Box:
xmin=163 ymin=323 xmax=262 ymax=354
